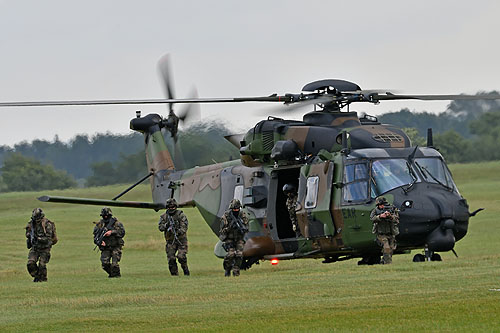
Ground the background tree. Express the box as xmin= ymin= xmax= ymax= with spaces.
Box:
xmin=1 ymin=153 xmax=77 ymax=192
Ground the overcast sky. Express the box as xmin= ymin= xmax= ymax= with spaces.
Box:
xmin=1 ymin=0 xmax=499 ymax=146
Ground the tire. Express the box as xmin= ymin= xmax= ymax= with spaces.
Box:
xmin=431 ymin=253 xmax=442 ymax=261
xmin=413 ymin=253 xmax=425 ymax=262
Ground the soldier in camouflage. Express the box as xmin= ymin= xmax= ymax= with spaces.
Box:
xmin=219 ymin=199 xmax=249 ymax=277
xmin=93 ymin=207 xmax=125 ymax=278
xmin=283 ymin=184 xmax=302 ymax=237
xmin=370 ymin=197 xmax=400 ymax=264
xmin=26 ymin=208 xmax=57 ymax=282
xmin=158 ymin=198 xmax=190 ymax=276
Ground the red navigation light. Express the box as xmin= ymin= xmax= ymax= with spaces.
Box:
xmin=271 ymin=258 xmax=279 ymax=265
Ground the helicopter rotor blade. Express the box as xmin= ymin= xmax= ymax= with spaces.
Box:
xmin=0 ymin=96 xmax=290 ymax=108
xmin=371 ymin=93 xmax=500 ymax=102
xmin=157 ymin=54 xmax=176 ymax=114
xmin=177 ymin=87 xmax=201 ymax=125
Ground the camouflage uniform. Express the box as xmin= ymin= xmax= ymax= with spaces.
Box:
xmin=370 ymin=197 xmax=399 ymax=264
xmin=93 ymin=208 xmax=125 ymax=277
xmin=25 ymin=208 xmax=57 ymax=282
xmin=219 ymin=199 xmax=249 ymax=277
xmin=286 ymin=193 xmax=302 ymax=237
xmin=158 ymin=198 xmax=189 ymax=276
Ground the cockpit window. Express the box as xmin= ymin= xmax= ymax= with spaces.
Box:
xmin=371 ymin=159 xmax=416 ymax=198
xmin=343 ymin=157 xmax=458 ymax=204
xmin=414 ymin=158 xmax=458 ymax=192
xmin=343 ymin=162 xmax=369 ymax=203
xmin=344 ymin=163 xmax=368 ymax=183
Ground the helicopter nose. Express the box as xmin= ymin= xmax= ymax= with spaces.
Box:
xmin=426 ymin=219 xmax=456 ymax=252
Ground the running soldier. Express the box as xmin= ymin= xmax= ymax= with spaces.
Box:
xmin=219 ymin=199 xmax=249 ymax=277
xmin=158 ymin=198 xmax=190 ymax=276
xmin=370 ymin=197 xmax=400 ymax=264
xmin=93 ymin=207 xmax=125 ymax=277
xmin=26 ymin=208 xmax=57 ymax=282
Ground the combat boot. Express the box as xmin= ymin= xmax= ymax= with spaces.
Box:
xmin=232 ymin=270 xmax=240 ymax=277
xmin=182 ymin=266 xmax=190 ymax=276
xmin=38 ymin=267 xmax=48 ymax=282
xmin=109 ymin=266 xmax=121 ymax=278
xmin=169 ymin=266 xmax=179 ymax=276
xmin=224 ymin=270 xmax=231 ymax=277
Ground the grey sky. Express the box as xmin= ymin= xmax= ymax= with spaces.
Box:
xmin=1 ymin=0 xmax=499 ymax=146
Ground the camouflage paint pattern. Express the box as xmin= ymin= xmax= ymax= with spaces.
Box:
xmin=40 ymin=110 xmax=471 ymax=266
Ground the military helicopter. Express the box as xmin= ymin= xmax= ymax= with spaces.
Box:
xmin=2 ymin=56 xmax=499 ymax=266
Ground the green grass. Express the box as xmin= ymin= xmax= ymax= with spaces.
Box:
xmin=1 ymin=162 xmax=500 ymax=332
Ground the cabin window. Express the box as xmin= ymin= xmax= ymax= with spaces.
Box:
xmin=305 ymin=176 xmax=319 ymax=209
xmin=343 ymin=163 xmax=369 ymax=203
xmin=233 ymin=185 xmax=244 ymax=203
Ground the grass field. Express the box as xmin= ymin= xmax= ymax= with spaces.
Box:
xmin=1 ymin=161 xmax=500 ymax=332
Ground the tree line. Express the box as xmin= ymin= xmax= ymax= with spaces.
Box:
xmin=0 ymin=122 xmax=239 ymax=192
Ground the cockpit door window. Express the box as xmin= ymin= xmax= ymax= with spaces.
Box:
xmin=343 ymin=162 xmax=369 ymax=203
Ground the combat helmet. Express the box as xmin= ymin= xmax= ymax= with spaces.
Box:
xmin=31 ymin=208 xmax=45 ymax=220
xmin=375 ymin=197 xmax=388 ymax=206
xmin=166 ymin=198 xmax=178 ymax=208
xmin=282 ymin=183 xmax=296 ymax=194
xmin=229 ymin=199 xmax=241 ymax=210
xmin=100 ymin=207 xmax=113 ymax=218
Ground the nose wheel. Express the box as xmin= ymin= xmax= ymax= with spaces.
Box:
xmin=413 ymin=246 xmax=443 ymax=262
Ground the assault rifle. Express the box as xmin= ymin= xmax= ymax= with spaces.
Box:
xmin=26 ymin=220 xmax=36 ymax=249
xmin=381 ymin=204 xmax=399 ymax=218
xmin=93 ymin=219 xmax=116 ymax=250
xmin=229 ymin=214 xmax=248 ymax=235
xmin=166 ymin=214 xmax=181 ymax=245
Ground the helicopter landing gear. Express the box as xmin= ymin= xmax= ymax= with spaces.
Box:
xmin=240 ymin=257 xmax=260 ymax=270
xmin=412 ymin=254 xmax=425 ymax=262
xmin=431 ymin=253 xmax=442 ymax=261
xmin=357 ymin=255 xmax=381 ymax=265
xmin=413 ymin=247 xmax=442 ymax=262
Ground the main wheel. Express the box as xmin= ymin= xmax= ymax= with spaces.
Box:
xmin=358 ymin=255 xmax=381 ymax=265
xmin=413 ymin=253 xmax=425 ymax=262
xmin=431 ymin=253 xmax=442 ymax=261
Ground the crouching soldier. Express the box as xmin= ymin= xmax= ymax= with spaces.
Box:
xmin=158 ymin=198 xmax=190 ymax=276
xmin=370 ymin=197 xmax=399 ymax=264
xmin=219 ymin=199 xmax=249 ymax=277
xmin=26 ymin=208 xmax=58 ymax=282
xmin=93 ymin=207 xmax=125 ymax=277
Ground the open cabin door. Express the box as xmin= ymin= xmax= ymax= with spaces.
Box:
xmin=296 ymin=161 xmax=335 ymax=238
xmin=267 ymin=167 xmax=301 ymax=240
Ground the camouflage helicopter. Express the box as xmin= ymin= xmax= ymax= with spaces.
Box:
xmin=2 ymin=57 xmax=499 ymax=266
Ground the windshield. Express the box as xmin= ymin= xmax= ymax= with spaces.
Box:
xmin=414 ymin=158 xmax=458 ymax=192
xmin=370 ymin=159 xmax=416 ymax=198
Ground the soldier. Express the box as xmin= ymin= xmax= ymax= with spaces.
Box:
xmin=370 ymin=197 xmax=400 ymax=264
xmin=219 ymin=199 xmax=249 ymax=277
xmin=25 ymin=208 xmax=57 ymax=282
xmin=158 ymin=198 xmax=190 ymax=276
xmin=283 ymin=183 xmax=302 ymax=237
xmin=93 ymin=207 xmax=125 ymax=278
